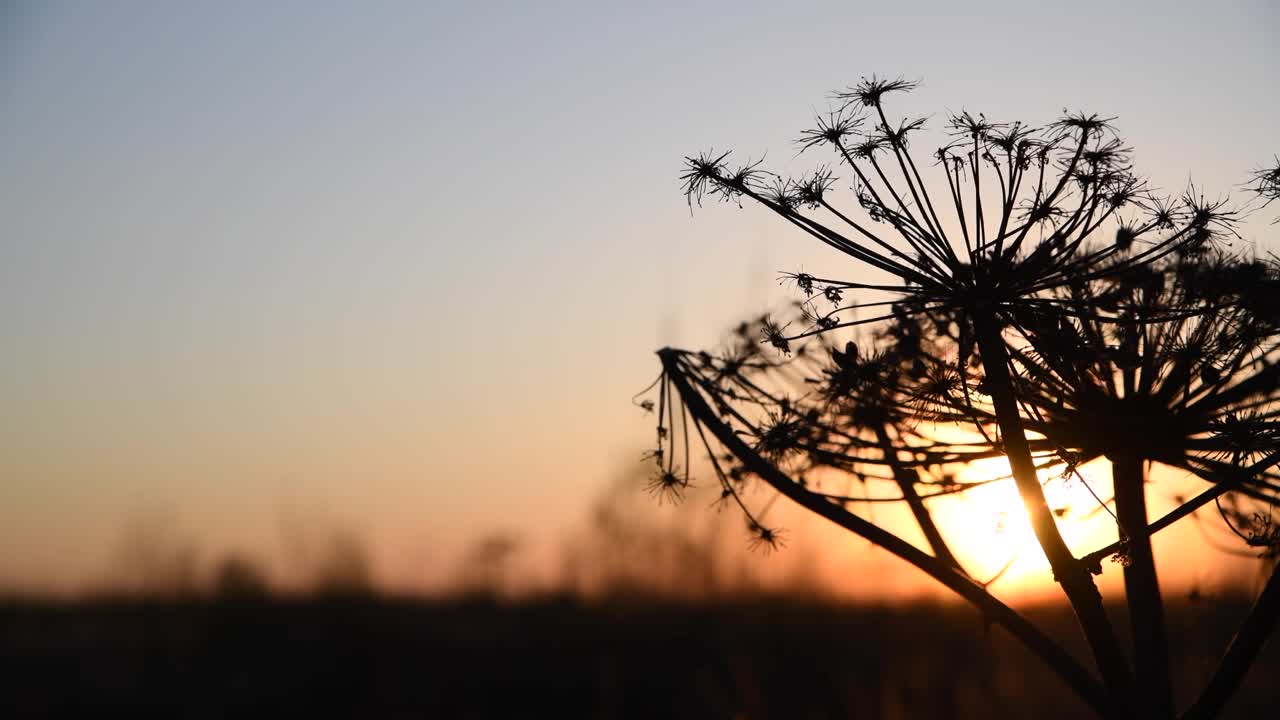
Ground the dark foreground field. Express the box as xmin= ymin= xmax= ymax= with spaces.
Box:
xmin=1 ymin=594 xmax=1276 ymax=719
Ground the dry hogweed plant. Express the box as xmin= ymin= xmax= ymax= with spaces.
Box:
xmin=638 ymin=77 xmax=1280 ymax=719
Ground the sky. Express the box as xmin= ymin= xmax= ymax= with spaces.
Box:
xmin=1 ymin=0 xmax=1277 ymax=597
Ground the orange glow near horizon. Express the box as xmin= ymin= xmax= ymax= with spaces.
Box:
xmin=0 ymin=449 xmax=1265 ymax=605
xmin=890 ymin=456 xmax=1261 ymax=604
xmin=3 ymin=2 xmax=1276 ymax=606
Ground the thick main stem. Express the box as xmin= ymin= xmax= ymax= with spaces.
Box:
xmin=1111 ymin=454 xmax=1174 ymax=718
xmin=971 ymin=310 xmax=1133 ymax=708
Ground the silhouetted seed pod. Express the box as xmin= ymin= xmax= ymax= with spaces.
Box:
xmin=1115 ymin=226 xmax=1135 ymax=250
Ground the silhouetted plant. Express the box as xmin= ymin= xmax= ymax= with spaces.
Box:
xmin=645 ymin=78 xmax=1279 ymax=719
xmin=456 ymin=533 xmax=521 ymax=598
xmin=212 ymin=553 xmax=272 ymax=601
xmin=310 ymin=531 xmax=375 ymax=598
xmin=561 ymin=462 xmax=791 ymax=601
xmin=1250 ymin=157 xmax=1280 ymax=223
xmin=1008 ymin=255 xmax=1280 ymax=716
xmin=112 ymin=514 xmax=202 ymax=599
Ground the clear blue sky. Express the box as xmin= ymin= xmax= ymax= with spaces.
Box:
xmin=1 ymin=0 xmax=1276 ymax=592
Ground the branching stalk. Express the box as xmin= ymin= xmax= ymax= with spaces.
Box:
xmin=660 ymin=348 xmax=1114 ymax=717
xmin=971 ymin=310 xmax=1134 ymax=707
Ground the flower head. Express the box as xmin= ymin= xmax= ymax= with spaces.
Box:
xmin=841 ymin=75 xmax=920 ymax=109
xmin=646 ymin=467 xmax=691 ymax=505
xmin=760 ymin=316 xmax=792 ymax=356
xmin=747 ymin=522 xmax=786 ymax=554
xmin=798 ymin=110 xmax=865 ymax=152
xmin=1248 ymin=156 xmax=1280 ymax=208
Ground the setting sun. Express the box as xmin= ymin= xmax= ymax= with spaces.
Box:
xmin=931 ymin=457 xmax=1123 ymax=595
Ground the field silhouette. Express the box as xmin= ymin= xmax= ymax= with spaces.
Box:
xmin=2 ymin=592 xmax=1276 ymax=719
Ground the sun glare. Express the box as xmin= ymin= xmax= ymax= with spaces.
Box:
xmin=932 ymin=457 xmax=1121 ymax=595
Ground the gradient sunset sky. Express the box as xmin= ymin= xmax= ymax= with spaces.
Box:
xmin=2 ymin=0 xmax=1277 ymax=596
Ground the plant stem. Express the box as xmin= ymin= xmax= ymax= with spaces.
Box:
xmin=1111 ymin=453 xmax=1174 ymax=718
xmin=659 ymin=348 xmax=1114 ymax=717
xmin=1182 ymin=561 xmax=1280 ymax=720
xmin=874 ymin=424 xmax=965 ymax=572
xmin=971 ymin=310 xmax=1133 ymax=708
